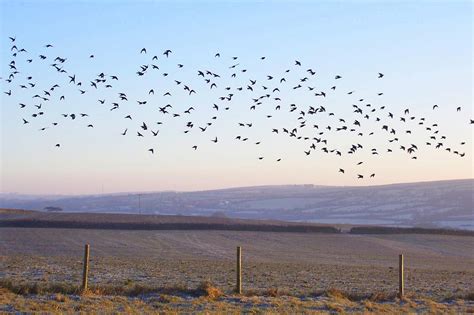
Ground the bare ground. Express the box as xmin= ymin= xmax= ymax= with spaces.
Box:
xmin=1 ymin=228 xmax=473 ymax=302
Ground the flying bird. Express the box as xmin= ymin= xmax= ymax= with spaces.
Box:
xmin=4 ymin=41 xmax=469 ymax=182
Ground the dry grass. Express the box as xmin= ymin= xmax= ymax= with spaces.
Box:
xmin=0 ymin=279 xmax=223 ymax=299
xmin=314 ymin=287 xmax=397 ymax=303
xmin=445 ymin=291 xmax=474 ymax=302
xmin=52 ymin=293 xmax=70 ymax=303
xmin=244 ymin=287 xmax=290 ymax=297
xmin=0 ymin=279 xmax=80 ymax=295
xmin=2 ymin=279 xmax=471 ymax=304
xmin=1 ymin=284 xmax=472 ymax=314
xmin=195 ymin=281 xmax=223 ymax=300
xmin=465 ymin=292 xmax=474 ymax=301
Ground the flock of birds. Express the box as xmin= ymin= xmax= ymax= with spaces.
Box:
xmin=3 ymin=36 xmax=472 ymax=179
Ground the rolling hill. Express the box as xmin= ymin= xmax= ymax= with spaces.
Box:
xmin=1 ymin=179 xmax=472 ymax=230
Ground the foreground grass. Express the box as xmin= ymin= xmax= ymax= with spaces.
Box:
xmin=1 ymin=281 xmax=473 ymax=314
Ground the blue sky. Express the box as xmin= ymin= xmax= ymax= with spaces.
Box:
xmin=1 ymin=1 xmax=472 ymax=194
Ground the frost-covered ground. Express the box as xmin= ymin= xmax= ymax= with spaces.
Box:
xmin=1 ymin=228 xmax=473 ymax=300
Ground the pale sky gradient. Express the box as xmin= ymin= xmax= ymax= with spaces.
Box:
xmin=1 ymin=1 xmax=473 ymax=195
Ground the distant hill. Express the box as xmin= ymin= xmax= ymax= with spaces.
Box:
xmin=1 ymin=179 xmax=473 ymax=230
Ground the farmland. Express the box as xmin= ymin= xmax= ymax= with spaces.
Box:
xmin=1 ymin=210 xmax=473 ymax=312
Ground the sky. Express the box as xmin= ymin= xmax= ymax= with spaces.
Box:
xmin=0 ymin=0 xmax=472 ymax=195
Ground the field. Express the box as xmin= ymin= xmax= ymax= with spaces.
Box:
xmin=1 ymin=211 xmax=473 ymax=313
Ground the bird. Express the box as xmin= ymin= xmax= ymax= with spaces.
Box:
xmin=4 ymin=42 xmax=469 ymax=183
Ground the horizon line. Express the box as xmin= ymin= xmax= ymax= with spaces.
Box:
xmin=1 ymin=177 xmax=472 ymax=198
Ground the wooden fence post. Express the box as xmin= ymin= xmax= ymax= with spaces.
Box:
xmin=236 ymin=246 xmax=242 ymax=294
xmin=398 ymin=254 xmax=404 ymax=298
xmin=82 ymin=244 xmax=90 ymax=292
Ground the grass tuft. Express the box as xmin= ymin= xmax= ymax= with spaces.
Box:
xmin=195 ymin=281 xmax=223 ymax=300
xmin=368 ymin=291 xmax=397 ymax=302
xmin=1 ymin=278 xmax=472 ymax=306
xmin=445 ymin=291 xmax=474 ymax=302
xmin=52 ymin=293 xmax=70 ymax=303
xmin=463 ymin=292 xmax=474 ymax=301
xmin=0 ymin=279 xmax=79 ymax=295
xmin=322 ymin=288 xmax=396 ymax=302
xmin=325 ymin=288 xmax=348 ymax=300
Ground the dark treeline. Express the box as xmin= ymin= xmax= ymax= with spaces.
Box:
xmin=0 ymin=219 xmax=341 ymax=233
xmin=2 ymin=215 xmax=472 ymax=235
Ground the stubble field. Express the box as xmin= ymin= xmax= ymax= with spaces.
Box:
xmin=1 ymin=226 xmax=473 ymax=313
